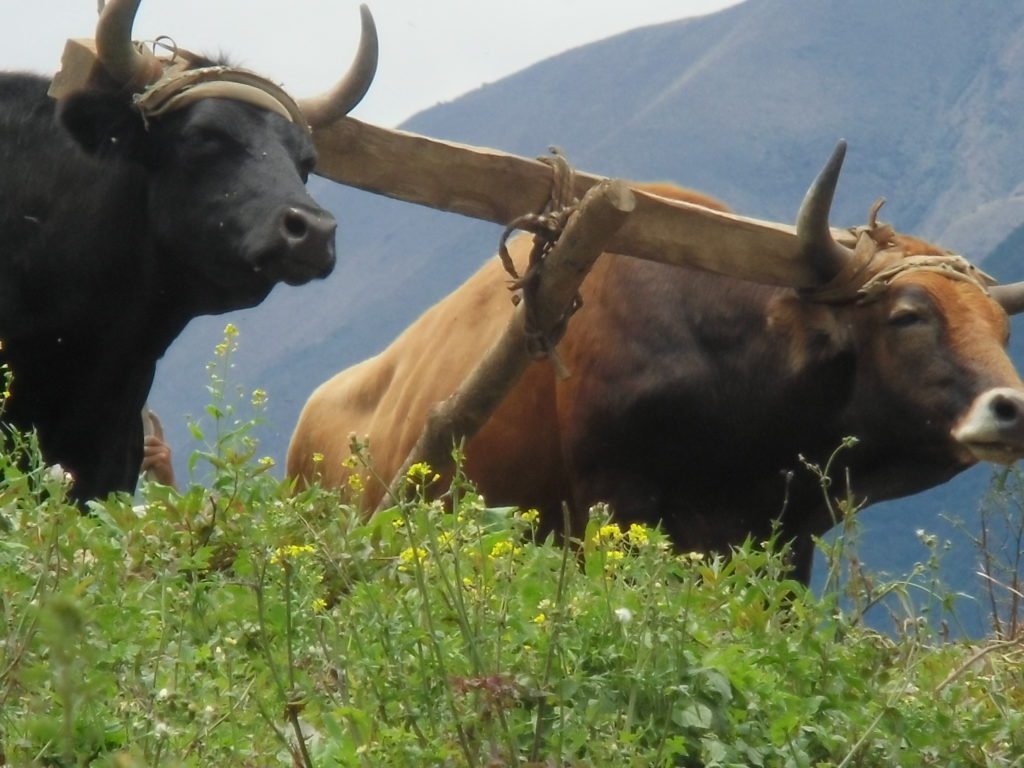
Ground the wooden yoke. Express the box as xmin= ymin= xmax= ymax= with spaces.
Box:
xmin=313 ymin=117 xmax=859 ymax=289
xmin=375 ymin=180 xmax=636 ymax=512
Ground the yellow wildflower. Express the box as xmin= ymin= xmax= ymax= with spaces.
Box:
xmin=347 ymin=473 xmax=364 ymax=493
xmin=604 ymin=550 xmax=625 ymax=572
xmin=533 ymin=612 xmax=547 ymax=625
xmin=270 ymin=543 xmax=316 ymax=565
xmin=312 ymin=452 xmax=324 ymax=464
xmin=406 ymin=461 xmax=433 ymax=480
xmin=214 ymin=324 xmax=239 ymax=358
xmin=592 ymin=524 xmax=623 ymax=547
xmin=489 ymin=540 xmax=521 ymax=559
xmin=251 ymin=388 xmax=268 ymax=407
xmin=312 ymin=598 xmax=327 ymax=614
xmin=518 ymin=508 xmax=540 ymax=526
xmin=398 ymin=546 xmax=429 ymax=572
xmin=626 ymin=523 xmax=649 ymax=546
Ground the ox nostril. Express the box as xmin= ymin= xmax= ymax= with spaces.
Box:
xmin=279 ymin=206 xmax=336 ymax=248
xmin=992 ymin=394 xmax=1019 ymax=424
xmin=282 ymin=208 xmax=310 ymax=241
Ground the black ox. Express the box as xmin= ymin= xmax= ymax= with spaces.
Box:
xmin=0 ymin=0 xmax=377 ymax=500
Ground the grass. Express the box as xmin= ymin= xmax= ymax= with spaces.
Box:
xmin=1 ymin=332 xmax=1023 ymax=766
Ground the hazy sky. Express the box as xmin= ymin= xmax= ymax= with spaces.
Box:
xmin=3 ymin=1 xmax=740 ymax=126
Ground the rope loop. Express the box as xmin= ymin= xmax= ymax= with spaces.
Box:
xmin=496 ymin=147 xmax=582 ymax=372
xmin=147 ymin=36 xmax=181 ymax=62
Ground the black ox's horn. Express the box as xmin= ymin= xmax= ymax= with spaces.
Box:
xmin=298 ymin=4 xmax=379 ymax=128
xmin=796 ymin=140 xmax=855 ymax=286
xmin=95 ymin=0 xmax=160 ymax=87
xmin=95 ymin=0 xmax=378 ymax=124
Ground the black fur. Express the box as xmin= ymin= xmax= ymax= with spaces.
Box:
xmin=0 ymin=70 xmax=333 ymax=501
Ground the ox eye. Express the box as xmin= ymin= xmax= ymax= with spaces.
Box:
xmin=182 ymin=127 xmax=237 ymax=158
xmin=888 ymin=307 xmax=925 ymax=328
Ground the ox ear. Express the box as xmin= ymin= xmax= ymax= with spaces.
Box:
xmin=58 ymin=91 xmax=147 ymax=159
xmin=767 ymin=295 xmax=854 ymax=373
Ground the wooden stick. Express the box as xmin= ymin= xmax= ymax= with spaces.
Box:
xmin=375 ymin=179 xmax=636 ymax=513
xmin=313 ymin=117 xmax=857 ymax=289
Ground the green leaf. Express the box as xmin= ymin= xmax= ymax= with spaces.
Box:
xmin=674 ymin=703 xmax=713 ymax=731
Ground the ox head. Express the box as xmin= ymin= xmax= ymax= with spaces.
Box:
xmin=55 ymin=0 xmax=377 ymax=310
xmin=776 ymin=141 xmax=1024 ymax=484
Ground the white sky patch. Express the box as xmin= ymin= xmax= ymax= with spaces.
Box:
xmin=2 ymin=1 xmax=739 ymax=126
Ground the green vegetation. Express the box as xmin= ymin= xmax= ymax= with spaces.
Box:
xmin=1 ymin=334 xmax=1022 ymax=767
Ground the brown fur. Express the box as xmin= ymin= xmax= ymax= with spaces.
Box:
xmin=770 ymin=237 xmax=942 ymax=376
xmin=287 ymin=182 xmax=1024 ymax=584
xmin=901 ymin=272 xmax=1014 ymax=383
xmin=288 ymin=182 xmax=727 ymax=507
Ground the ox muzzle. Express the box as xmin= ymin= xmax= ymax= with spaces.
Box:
xmin=953 ymin=387 xmax=1024 ymax=464
xmin=261 ymin=205 xmax=337 ymax=286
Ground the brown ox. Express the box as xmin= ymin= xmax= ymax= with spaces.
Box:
xmin=287 ymin=146 xmax=1024 ymax=583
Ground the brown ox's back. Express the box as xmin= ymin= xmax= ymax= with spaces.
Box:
xmin=286 ymin=183 xmax=729 ymax=511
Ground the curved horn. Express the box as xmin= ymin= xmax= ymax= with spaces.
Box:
xmin=989 ymin=283 xmax=1024 ymax=316
xmin=299 ymin=4 xmax=379 ymax=128
xmin=95 ymin=0 xmax=159 ymax=87
xmin=796 ymin=140 xmax=855 ymax=285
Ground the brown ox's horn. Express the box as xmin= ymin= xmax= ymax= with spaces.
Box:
xmin=95 ymin=0 xmax=160 ymax=87
xmin=299 ymin=4 xmax=379 ymax=128
xmin=989 ymin=283 xmax=1024 ymax=315
xmin=796 ymin=140 xmax=855 ymax=285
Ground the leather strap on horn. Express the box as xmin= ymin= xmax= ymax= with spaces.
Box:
xmin=802 ymin=237 xmax=994 ymax=305
xmin=857 ymin=254 xmax=996 ymax=302
xmin=798 ymin=230 xmax=884 ymax=304
xmin=800 ymin=213 xmax=995 ymax=305
xmin=133 ymin=66 xmax=310 ymax=131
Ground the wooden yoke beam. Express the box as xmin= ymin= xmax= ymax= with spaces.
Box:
xmin=375 ymin=180 xmax=636 ymax=513
xmin=313 ymin=117 xmax=857 ymax=290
